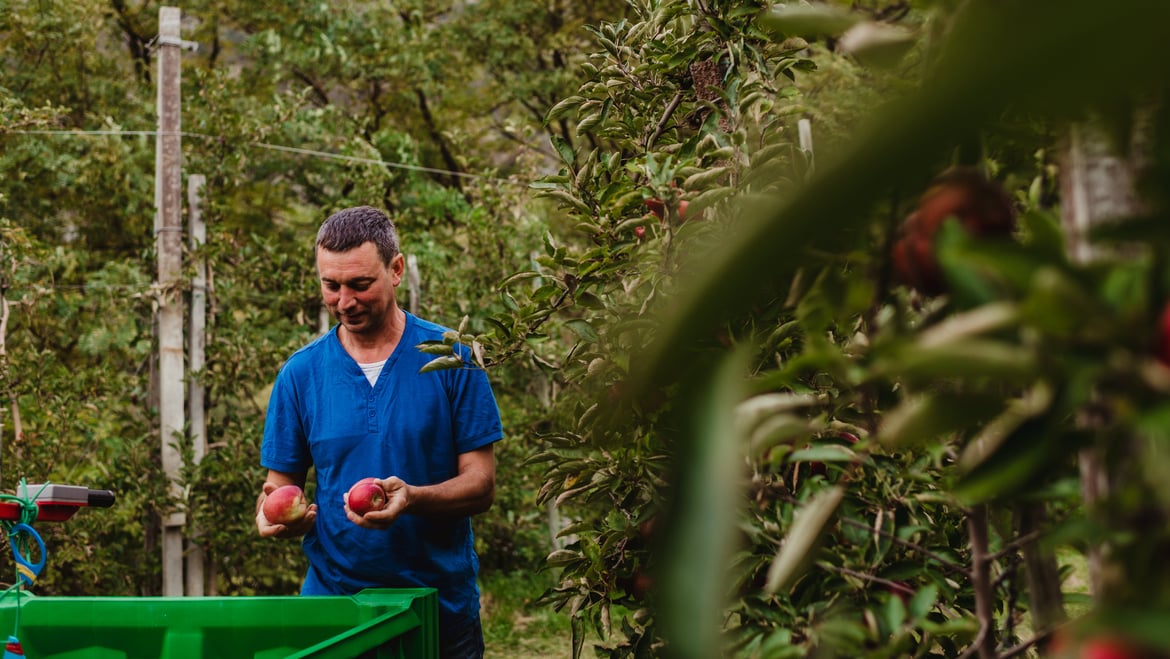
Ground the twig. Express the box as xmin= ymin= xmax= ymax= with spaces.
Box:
xmin=822 ymin=563 xmax=917 ymax=597
xmin=987 ymin=527 xmax=1046 ymax=562
xmin=967 ymin=505 xmax=997 ymax=659
xmin=998 ymin=631 xmax=1049 ymax=658
xmin=838 ymin=515 xmax=969 ymax=575
xmin=647 ymin=90 xmax=685 ymax=151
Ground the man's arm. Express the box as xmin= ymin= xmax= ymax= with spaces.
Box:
xmin=345 ymin=444 xmax=496 ymax=529
xmin=257 ymin=469 xmax=319 ymax=538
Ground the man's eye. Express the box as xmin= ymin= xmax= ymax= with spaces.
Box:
xmin=324 ymin=283 xmax=340 ymax=292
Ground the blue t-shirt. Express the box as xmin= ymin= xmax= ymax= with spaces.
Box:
xmin=260 ymin=312 xmax=504 ymax=627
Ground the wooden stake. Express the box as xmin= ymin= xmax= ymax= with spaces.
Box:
xmin=156 ymin=5 xmax=186 ymax=598
xmin=187 ymin=173 xmax=207 ymax=596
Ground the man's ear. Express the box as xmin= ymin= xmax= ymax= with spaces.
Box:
xmin=390 ymin=253 xmax=406 ymax=284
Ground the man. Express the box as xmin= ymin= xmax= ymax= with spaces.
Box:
xmin=256 ymin=205 xmax=503 ymax=659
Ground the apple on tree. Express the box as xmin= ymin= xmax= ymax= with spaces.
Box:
xmin=891 ymin=167 xmax=1016 ymax=296
xmin=643 ymin=197 xmax=690 ymax=223
xmin=262 ymin=484 xmax=309 ymax=525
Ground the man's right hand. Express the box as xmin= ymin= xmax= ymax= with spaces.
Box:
xmin=256 ymin=481 xmax=318 ymax=538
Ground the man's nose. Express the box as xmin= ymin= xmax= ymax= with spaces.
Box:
xmin=338 ymin=288 xmax=357 ymax=309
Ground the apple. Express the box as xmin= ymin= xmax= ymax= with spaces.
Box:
xmin=643 ymin=197 xmax=665 ymax=219
xmin=347 ymin=477 xmax=387 ymax=515
xmin=890 ymin=167 xmax=1015 ymax=296
xmin=1077 ymin=636 xmax=1142 ymax=659
xmin=634 ymin=225 xmax=646 ymax=241
xmin=643 ymin=197 xmax=690 ymax=223
xmin=263 ymin=484 xmax=308 ymax=525
xmin=1157 ymin=301 xmax=1170 ymax=366
xmin=632 ymin=572 xmax=654 ymax=599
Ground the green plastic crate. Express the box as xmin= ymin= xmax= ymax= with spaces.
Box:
xmin=0 ymin=588 xmax=437 ymax=659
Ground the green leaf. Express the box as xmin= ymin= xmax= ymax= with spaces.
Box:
xmin=418 ymin=355 xmax=464 ymax=374
xmin=878 ymin=392 xmax=1007 ymax=449
xmin=546 ymin=95 xmax=585 ymax=122
xmin=550 ymin=133 xmax=576 ymax=167
xmin=788 ymin=445 xmax=857 ymax=464
xmin=759 ymin=5 xmax=861 ymax=38
xmin=908 ymin=583 xmax=938 ymax=620
xmin=875 ymin=339 xmax=1040 ymax=385
xmin=837 ymin=22 xmax=915 ymax=69
xmin=563 ymin=319 xmax=599 ymax=343
xmin=629 ymin=0 xmax=1170 ymax=400
xmin=682 ymin=166 xmax=732 ymax=191
xmin=659 ymin=348 xmax=753 ymax=659
xmin=416 ymin=341 xmax=454 ymax=356
xmin=764 ymin=485 xmax=845 ymax=593
xmin=498 ymin=271 xmax=543 ymax=288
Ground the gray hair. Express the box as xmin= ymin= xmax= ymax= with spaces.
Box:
xmin=315 ymin=206 xmax=399 ymax=265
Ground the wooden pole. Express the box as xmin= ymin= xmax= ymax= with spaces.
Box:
xmin=186 ymin=173 xmax=207 ymax=596
xmin=406 ymin=253 xmax=421 ymax=316
xmin=156 ymin=5 xmax=186 ymax=598
xmin=1060 ymin=113 xmax=1150 ymax=603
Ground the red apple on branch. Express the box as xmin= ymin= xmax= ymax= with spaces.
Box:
xmin=643 ymin=197 xmax=689 ymax=223
xmin=347 ymin=477 xmax=388 ymax=515
xmin=263 ymin=485 xmax=308 ymax=525
xmin=891 ymin=167 xmax=1016 ymax=296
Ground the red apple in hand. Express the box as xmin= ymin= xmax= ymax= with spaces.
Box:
xmin=263 ymin=485 xmax=308 ymax=525
xmin=347 ymin=478 xmax=388 ymax=515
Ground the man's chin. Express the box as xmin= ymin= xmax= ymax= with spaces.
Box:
xmin=339 ymin=317 xmax=368 ymax=332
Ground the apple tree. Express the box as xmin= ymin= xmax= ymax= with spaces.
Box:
xmin=487 ymin=0 xmax=1170 ymax=657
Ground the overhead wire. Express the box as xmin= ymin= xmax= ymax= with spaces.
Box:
xmin=3 ymin=129 xmax=519 ymax=184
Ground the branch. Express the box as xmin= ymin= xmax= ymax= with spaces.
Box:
xmin=414 ymin=87 xmax=466 ymax=193
xmin=647 ymin=90 xmax=685 ymax=151
xmin=967 ymin=505 xmax=998 ymax=659
xmin=838 ymin=513 xmax=969 ymax=575
xmin=291 ymin=67 xmax=331 ymax=107
xmin=822 ymin=563 xmax=916 ymax=597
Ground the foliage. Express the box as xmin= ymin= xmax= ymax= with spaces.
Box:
xmin=6 ymin=2 xmax=1170 ymax=659
xmin=487 ymin=1 xmax=1170 ymax=658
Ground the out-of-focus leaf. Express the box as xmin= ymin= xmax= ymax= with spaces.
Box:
xmin=913 ymin=301 xmax=1019 ymax=349
xmin=908 ymin=583 xmax=939 ymax=620
xmin=837 ymin=22 xmax=916 ymax=69
xmin=764 ymin=485 xmax=845 ymax=594
xmin=759 ymin=5 xmax=861 ymax=38
xmin=874 ymin=339 xmax=1039 ymax=385
xmin=958 ymin=383 xmax=1054 ymax=473
xmin=952 ymin=391 xmax=1084 ymax=505
xmin=878 ymin=392 xmax=1007 ymax=449
xmin=788 ymin=445 xmax=858 ymax=464
xmin=659 ymin=347 xmax=752 ymax=659
xmin=630 ymin=0 xmax=1170 ymax=400
xmin=1021 ymin=265 xmax=1104 ymax=339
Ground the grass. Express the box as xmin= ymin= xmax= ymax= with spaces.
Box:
xmin=480 ymin=568 xmax=574 ymax=659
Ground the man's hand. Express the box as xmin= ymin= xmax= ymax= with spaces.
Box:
xmin=344 ymin=476 xmax=411 ymax=530
xmin=343 ymin=447 xmax=495 ymax=529
xmin=257 ymin=481 xmax=318 ymax=538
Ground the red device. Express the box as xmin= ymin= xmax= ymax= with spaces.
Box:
xmin=0 ymin=484 xmax=116 ymax=522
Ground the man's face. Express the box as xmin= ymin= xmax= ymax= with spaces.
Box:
xmin=317 ymin=242 xmax=404 ymax=335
